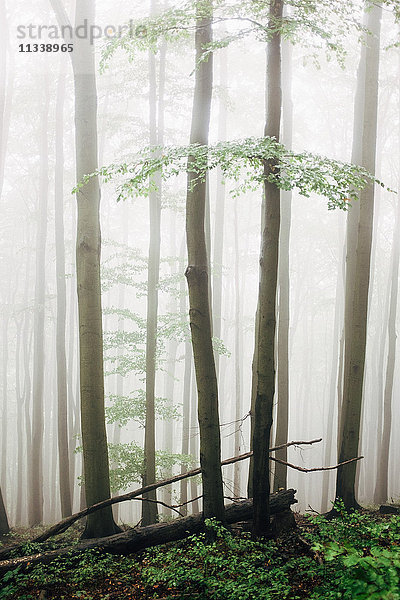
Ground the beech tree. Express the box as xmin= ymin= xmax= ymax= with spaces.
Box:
xmin=50 ymin=0 xmax=120 ymax=538
xmin=336 ymin=2 xmax=382 ymax=509
xmin=185 ymin=1 xmax=225 ymax=522
xmin=251 ymin=0 xmax=283 ymax=538
xmin=0 ymin=486 xmax=8 ymax=535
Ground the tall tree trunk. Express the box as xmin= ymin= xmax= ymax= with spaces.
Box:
xmin=142 ymin=26 xmax=166 ymax=527
xmin=0 ymin=486 xmax=8 ymax=535
xmin=251 ymin=0 xmax=283 ymax=538
xmin=273 ymin=38 xmax=292 ymax=492
xmin=29 ymin=77 xmax=50 ymax=526
xmin=233 ymin=197 xmax=242 ymax=496
xmin=180 ymin=248 xmax=192 ymax=515
xmin=321 ymin=216 xmax=345 ymax=512
xmin=1 ymin=312 xmax=8 ymax=500
xmin=212 ymin=49 xmax=228 ymax=376
xmin=55 ymin=61 xmax=72 ymax=518
xmin=15 ymin=315 xmax=23 ymax=525
xmin=185 ymin=2 xmax=225 ymax=523
xmin=49 ymin=0 xmax=121 ymax=538
xmin=374 ymin=202 xmax=400 ymax=503
xmin=336 ymin=3 xmax=382 ymax=509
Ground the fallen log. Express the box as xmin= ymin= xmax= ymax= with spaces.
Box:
xmin=0 ymin=438 xmax=320 ymax=559
xmin=0 ymin=490 xmax=297 ymax=577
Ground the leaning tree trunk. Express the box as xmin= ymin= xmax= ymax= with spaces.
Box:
xmin=185 ymin=1 xmax=225 ymax=523
xmin=251 ymin=0 xmax=283 ymax=538
xmin=336 ymin=3 xmax=382 ymax=509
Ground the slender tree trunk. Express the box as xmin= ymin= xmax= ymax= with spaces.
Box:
xmin=321 ymin=217 xmax=345 ymax=512
xmin=67 ymin=251 xmax=78 ymax=510
xmin=374 ymin=203 xmax=400 ymax=503
xmin=58 ymin=0 xmax=121 ymax=538
xmin=273 ymin=38 xmax=292 ymax=492
xmin=336 ymin=3 xmax=382 ymax=509
xmin=189 ymin=367 xmax=200 ymax=515
xmin=55 ymin=61 xmax=72 ymax=518
xmin=233 ymin=197 xmax=242 ymax=496
xmin=29 ymin=78 xmax=50 ymax=526
xmin=15 ymin=315 xmax=23 ymax=525
xmin=0 ymin=486 xmax=8 ymax=535
xmin=142 ymin=27 xmax=166 ymax=526
xmin=1 ymin=312 xmax=8 ymax=500
xmin=185 ymin=2 xmax=225 ymax=523
xmin=212 ymin=49 xmax=228 ymax=376
xmin=251 ymin=0 xmax=283 ymax=538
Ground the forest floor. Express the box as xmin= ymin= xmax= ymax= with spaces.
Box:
xmin=1 ymin=503 xmax=400 ymax=599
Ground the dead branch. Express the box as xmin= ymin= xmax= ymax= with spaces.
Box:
xmin=270 ymin=455 xmax=363 ymax=473
xmin=0 ymin=491 xmax=297 ymax=576
xmin=0 ymin=438 xmax=322 ymax=559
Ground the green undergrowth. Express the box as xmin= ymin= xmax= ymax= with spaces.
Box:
xmin=2 ymin=501 xmax=400 ymax=599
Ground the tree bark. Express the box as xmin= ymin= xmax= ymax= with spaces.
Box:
xmin=252 ymin=0 xmax=283 ymax=537
xmin=374 ymin=199 xmax=400 ymax=503
xmin=49 ymin=0 xmax=121 ymax=538
xmin=55 ymin=60 xmax=72 ymax=519
xmin=29 ymin=77 xmax=50 ymax=526
xmin=273 ymin=38 xmax=292 ymax=493
xmin=0 ymin=486 xmax=9 ymax=536
xmin=142 ymin=14 xmax=163 ymax=526
xmin=212 ymin=48 xmax=228 ymax=376
xmin=336 ymin=3 xmax=382 ymax=509
xmin=185 ymin=2 xmax=225 ymax=522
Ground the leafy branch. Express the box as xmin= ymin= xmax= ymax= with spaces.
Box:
xmin=75 ymin=136 xmax=391 ymax=211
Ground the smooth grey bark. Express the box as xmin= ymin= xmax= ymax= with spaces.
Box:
xmin=162 ymin=211 xmax=178 ymax=517
xmin=15 ymin=314 xmax=23 ymax=525
xmin=212 ymin=48 xmax=228 ymax=376
xmin=55 ymin=61 xmax=72 ymax=518
xmin=189 ymin=366 xmax=200 ymax=515
xmin=142 ymin=29 xmax=166 ymax=527
xmin=74 ymin=1 xmax=120 ymax=538
xmin=0 ymin=486 xmax=8 ymax=535
xmin=336 ymin=3 xmax=382 ymax=509
xmin=374 ymin=196 xmax=400 ymax=504
xmin=29 ymin=78 xmax=50 ymax=526
xmin=185 ymin=2 xmax=225 ymax=523
xmin=233 ymin=197 xmax=242 ymax=496
xmin=50 ymin=0 xmax=120 ymax=537
xmin=251 ymin=0 xmax=283 ymax=537
xmin=273 ymin=39 xmax=292 ymax=493
xmin=1 ymin=312 xmax=8 ymax=500
xmin=180 ymin=340 xmax=192 ymax=515
xmin=321 ymin=216 xmax=345 ymax=512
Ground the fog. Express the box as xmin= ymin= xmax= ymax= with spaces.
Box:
xmin=0 ymin=0 xmax=399 ymax=530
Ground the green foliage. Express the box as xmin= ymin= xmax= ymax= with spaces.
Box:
xmin=76 ymin=137 xmax=389 ymax=211
xmin=105 ymin=389 xmax=181 ymax=428
xmin=108 ymin=441 xmax=194 ymax=491
xmin=5 ymin=508 xmax=400 ymax=599
xmin=142 ymin=518 xmax=294 ymax=599
xmin=0 ymin=550 xmax=136 ymax=600
xmin=99 ymin=0 xmax=372 ymax=71
xmin=305 ymin=500 xmax=400 ymax=600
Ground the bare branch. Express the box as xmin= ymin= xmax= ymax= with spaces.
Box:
xmin=0 ymin=437 xmax=322 ymax=557
xmin=270 ymin=455 xmax=363 ymax=473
